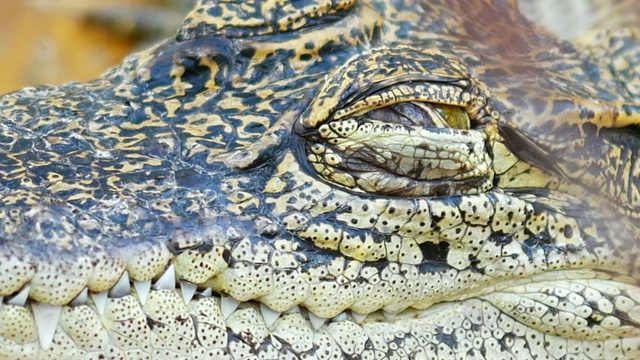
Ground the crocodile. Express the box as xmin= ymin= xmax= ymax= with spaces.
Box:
xmin=0 ymin=0 xmax=639 ymax=359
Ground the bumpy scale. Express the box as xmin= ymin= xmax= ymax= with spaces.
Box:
xmin=0 ymin=0 xmax=640 ymax=359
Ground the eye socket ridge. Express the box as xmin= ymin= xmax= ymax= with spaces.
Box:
xmin=333 ymin=81 xmax=476 ymax=123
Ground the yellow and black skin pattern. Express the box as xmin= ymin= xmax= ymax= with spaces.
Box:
xmin=0 ymin=0 xmax=640 ymax=359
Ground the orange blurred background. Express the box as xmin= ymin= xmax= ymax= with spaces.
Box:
xmin=0 ymin=0 xmax=186 ymax=93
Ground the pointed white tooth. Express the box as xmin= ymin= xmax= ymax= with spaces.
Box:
xmin=383 ymin=311 xmax=396 ymax=322
xmin=7 ymin=285 xmax=30 ymax=306
xmin=180 ymin=281 xmax=198 ymax=304
xmin=70 ymin=288 xmax=88 ymax=306
xmin=351 ymin=311 xmax=367 ymax=324
xmin=153 ymin=264 xmax=175 ymax=291
xmin=260 ymin=303 xmax=281 ymax=328
xmin=32 ymin=303 xmax=62 ymax=350
xmin=332 ymin=312 xmax=348 ymax=322
xmin=308 ymin=311 xmax=326 ymax=330
xmin=201 ymin=288 xmax=213 ymax=297
xmin=91 ymin=291 xmax=108 ymax=315
xmin=220 ymin=295 xmax=240 ymax=319
xmin=284 ymin=305 xmax=300 ymax=314
xmin=110 ymin=271 xmax=130 ymax=298
xmin=133 ymin=280 xmax=151 ymax=306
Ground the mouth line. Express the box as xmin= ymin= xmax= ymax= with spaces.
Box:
xmin=1 ymin=264 xmax=423 ymax=351
xmin=2 ymin=256 xmax=635 ymax=354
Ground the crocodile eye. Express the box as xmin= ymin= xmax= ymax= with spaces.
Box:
xmin=434 ymin=104 xmax=471 ymax=130
xmin=296 ymin=46 xmax=499 ymax=197
xmin=302 ymin=97 xmax=494 ymax=197
xmin=365 ymin=102 xmax=471 ymax=131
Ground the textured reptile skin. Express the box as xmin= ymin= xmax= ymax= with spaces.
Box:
xmin=0 ymin=1 xmax=639 ymax=359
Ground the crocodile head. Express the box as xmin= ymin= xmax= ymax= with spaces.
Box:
xmin=1 ymin=0 xmax=639 ymax=358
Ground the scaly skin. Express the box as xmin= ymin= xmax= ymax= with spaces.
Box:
xmin=0 ymin=0 xmax=640 ymax=359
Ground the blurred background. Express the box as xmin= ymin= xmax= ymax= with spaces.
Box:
xmin=0 ymin=0 xmax=191 ymax=93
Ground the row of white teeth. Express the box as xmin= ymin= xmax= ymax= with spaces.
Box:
xmin=0 ymin=264 xmax=388 ymax=351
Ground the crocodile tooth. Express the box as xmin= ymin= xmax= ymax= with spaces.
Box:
xmin=180 ymin=280 xmax=198 ymax=304
xmin=91 ymin=291 xmax=108 ymax=315
xmin=260 ymin=303 xmax=281 ymax=328
xmin=32 ymin=303 xmax=62 ymax=350
xmin=308 ymin=311 xmax=326 ymax=330
xmin=383 ymin=311 xmax=396 ymax=322
xmin=0 ymin=296 xmax=3 ymax=312
xmin=220 ymin=295 xmax=240 ymax=319
xmin=133 ymin=280 xmax=151 ymax=305
xmin=109 ymin=271 xmax=130 ymax=298
xmin=70 ymin=288 xmax=88 ymax=306
xmin=153 ymin=264 xmax=176 ymax=291
xmin=284 ymin=305 xmax=300 ymax=314
xmin=351 ymin=311 xmax=367 ymax=323
xmin=332 ymin=312 xmax=348 ymax=322
xmin=201 ymin=288 xmax=213 ymax=297
xmin=7 ymin=285 xmax=30 ymax=306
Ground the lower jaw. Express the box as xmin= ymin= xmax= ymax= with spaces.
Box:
xmin=2 ymin=285 xmax=640 ymax=359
